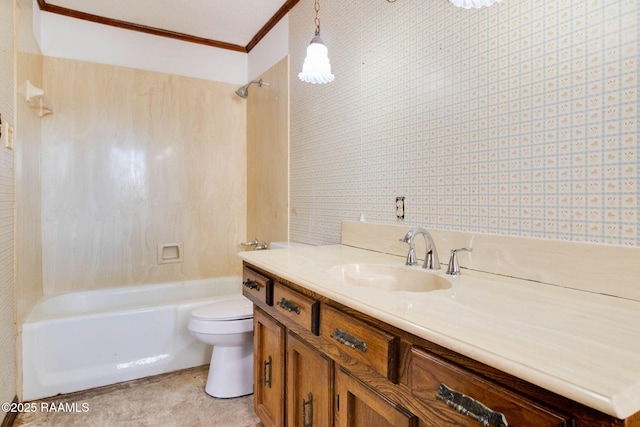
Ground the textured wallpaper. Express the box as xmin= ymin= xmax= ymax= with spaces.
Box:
xmin=289 ymin=0 xmax=638 ymax=247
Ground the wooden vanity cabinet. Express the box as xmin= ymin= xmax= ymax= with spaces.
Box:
xmin=245 ymin=265 xmax=331 ymax=427
xmin=243 ymin=262 xmax=639 ymax=427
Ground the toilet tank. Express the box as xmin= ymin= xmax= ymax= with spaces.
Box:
xmin=269 ymin=241 xmax=312 ymax=250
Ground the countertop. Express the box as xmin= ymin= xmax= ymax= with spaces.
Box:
xmin=238 ymin=244 xmax=640 ymax=419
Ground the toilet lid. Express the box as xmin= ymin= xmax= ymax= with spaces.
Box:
xmin=191 ymin=296 xmax=253 ymax=321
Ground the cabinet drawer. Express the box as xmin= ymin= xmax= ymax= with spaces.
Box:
xmin=320 ymin=304 xmax=398 ymax=382
xmin=410 ymin=346 xmax=571 ymax=426
xmin=242 ymin=266 xmax=273 ymax=306
xmin=273 ymin=282 xmax=319 ymax=335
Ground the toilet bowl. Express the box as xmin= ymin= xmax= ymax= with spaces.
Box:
xmin=188 ymin=295 xmax=254 ymax=398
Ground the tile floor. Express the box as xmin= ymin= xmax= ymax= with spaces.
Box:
xmin=14 ymin=366 xmax=262 ymax=427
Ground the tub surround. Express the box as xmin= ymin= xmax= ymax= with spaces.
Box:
xmin=41 ymin=56 xmax=247 ymax=294
xmin=238 ymin=223 xmax=640 ymax=420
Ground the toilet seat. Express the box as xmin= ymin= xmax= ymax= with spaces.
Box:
xmin=191 ymin=295 xmax=253 ymax=321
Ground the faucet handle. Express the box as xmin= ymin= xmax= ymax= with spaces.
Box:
xmin=400 ymin=233 xmax=417 ymax=265
xmin=446 ymin=247 xmax=472 ymax=275
xmin=405 ymin=246 xmax=417 ymax=266
xmin=241 ymin=239 xmax=259 ymax=247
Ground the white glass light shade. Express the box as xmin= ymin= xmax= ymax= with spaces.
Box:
xmin=298 ymin=36 xmax=335 ymax=84
xmin=449 ymin=0 xmax=501 ymax=8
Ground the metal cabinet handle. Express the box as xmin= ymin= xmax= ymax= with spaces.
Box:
xmin=263 ymin=356 xmax=272 ymax=388
xmin=330 ymin=328 xmax=368 ymax=353
xmin=242 ymin=279 xmax=260 ymax=291
xmin=302 ymin=392 xmax=313 ymax=427
xmin=436 ymin=383 xmax=508 ymax=427
xmin=276 ymin=297 xmax=301 ymax=314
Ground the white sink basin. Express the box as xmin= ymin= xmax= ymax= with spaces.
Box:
xmin=328 ymin=263 xmax=452 ymax=292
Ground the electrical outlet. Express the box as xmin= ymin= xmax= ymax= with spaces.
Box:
xmin=396 ymin=196 xmax=405 ymax=220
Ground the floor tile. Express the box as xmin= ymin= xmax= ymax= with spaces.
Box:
xmin=14 ymin=366 xmax=261 ymax=427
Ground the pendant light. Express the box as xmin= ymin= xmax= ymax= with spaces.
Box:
xmin=298 ymin=0 xmax=334 ymax=84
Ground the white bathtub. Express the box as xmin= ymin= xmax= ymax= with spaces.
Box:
xmin=21 ymin=277 xmax=243 ymax=401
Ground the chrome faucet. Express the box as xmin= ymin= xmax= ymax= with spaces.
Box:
xmin=240 ymin=239 xmax=268 ymax=250
xmin=400 ymin=228 xmax=440 ymax=270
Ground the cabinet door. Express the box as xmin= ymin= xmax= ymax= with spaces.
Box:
xmin=287 ymin=332 xmax=333 ymax=427
xmin=335 ymin=367 xmax=417 ymax=427
xmin=254 ymin=307 xmax=286 ymax=427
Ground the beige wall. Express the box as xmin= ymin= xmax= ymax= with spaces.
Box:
xmin=289 ymin=0 xmax=638 ymax=247
xmin=247 ymin=56 xmax=289 ymax=246
xmin=0 ymin=0 xmax=17 ymax=407
xmin=41 ymin=57 xmax=247 ymax=293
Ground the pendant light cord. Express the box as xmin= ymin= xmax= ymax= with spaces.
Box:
xmin=314 ymin=0 xmax=321 ymax=36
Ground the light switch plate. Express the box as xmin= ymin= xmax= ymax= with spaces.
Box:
xmin=1 ymin=122 xmax=14 ymax=150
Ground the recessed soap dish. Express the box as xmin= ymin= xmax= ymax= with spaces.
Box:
xmin=157 ymin=243 xmax=184 ymax=264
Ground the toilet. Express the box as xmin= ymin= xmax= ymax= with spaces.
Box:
xmin=188 ymin=295 xmax=254 ymax=398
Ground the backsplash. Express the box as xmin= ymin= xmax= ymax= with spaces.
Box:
xmin=341 ymin=221 xmax=640 ymax=301
xmin=289 ymin=0 xmax=638 ymax=247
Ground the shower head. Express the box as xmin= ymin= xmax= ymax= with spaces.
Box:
xmin=235 ymin=79 xmax=269 ymax=99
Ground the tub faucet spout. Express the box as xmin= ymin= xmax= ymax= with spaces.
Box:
xmin=400 ymin=228 xmax=441 ymax=270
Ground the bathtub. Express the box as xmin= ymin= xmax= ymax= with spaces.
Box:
xmin=21 ymin=277 xmax=243 ymax=401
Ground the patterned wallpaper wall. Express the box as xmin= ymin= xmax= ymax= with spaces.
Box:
xmin=0 ymin=0 xmax=17 ymax=404
xmin=289 ymin=0 xmax=638 ymax=247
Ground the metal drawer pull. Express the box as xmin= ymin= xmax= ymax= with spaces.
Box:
xmin=242 ymin=279 xmax=259 ymax=291
xmin=276 ymin=298 xmax=301 ymax=314
xmin=302 ymin=392 xmax=313 ymax=427
xmin=436 ymin=383 xmax=508 ymax=427
xmin=263 ymin=355 xmax=272 ymax=388
xmin=330 ymin=328 xmax=368 ymax=353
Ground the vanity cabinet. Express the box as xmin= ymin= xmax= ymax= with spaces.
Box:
xmin=243 ymin=262 xmax=638 ymax=427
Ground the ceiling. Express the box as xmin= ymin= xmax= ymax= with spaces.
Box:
xmin=36 ymin=0 xmax=301 ymax=53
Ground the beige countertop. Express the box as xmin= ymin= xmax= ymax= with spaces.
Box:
xmin=238 ymin=244 xmax=640 ymax=419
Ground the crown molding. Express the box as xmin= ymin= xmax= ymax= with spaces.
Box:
xmin=36 ymin=0 xmax=301 ymax=53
